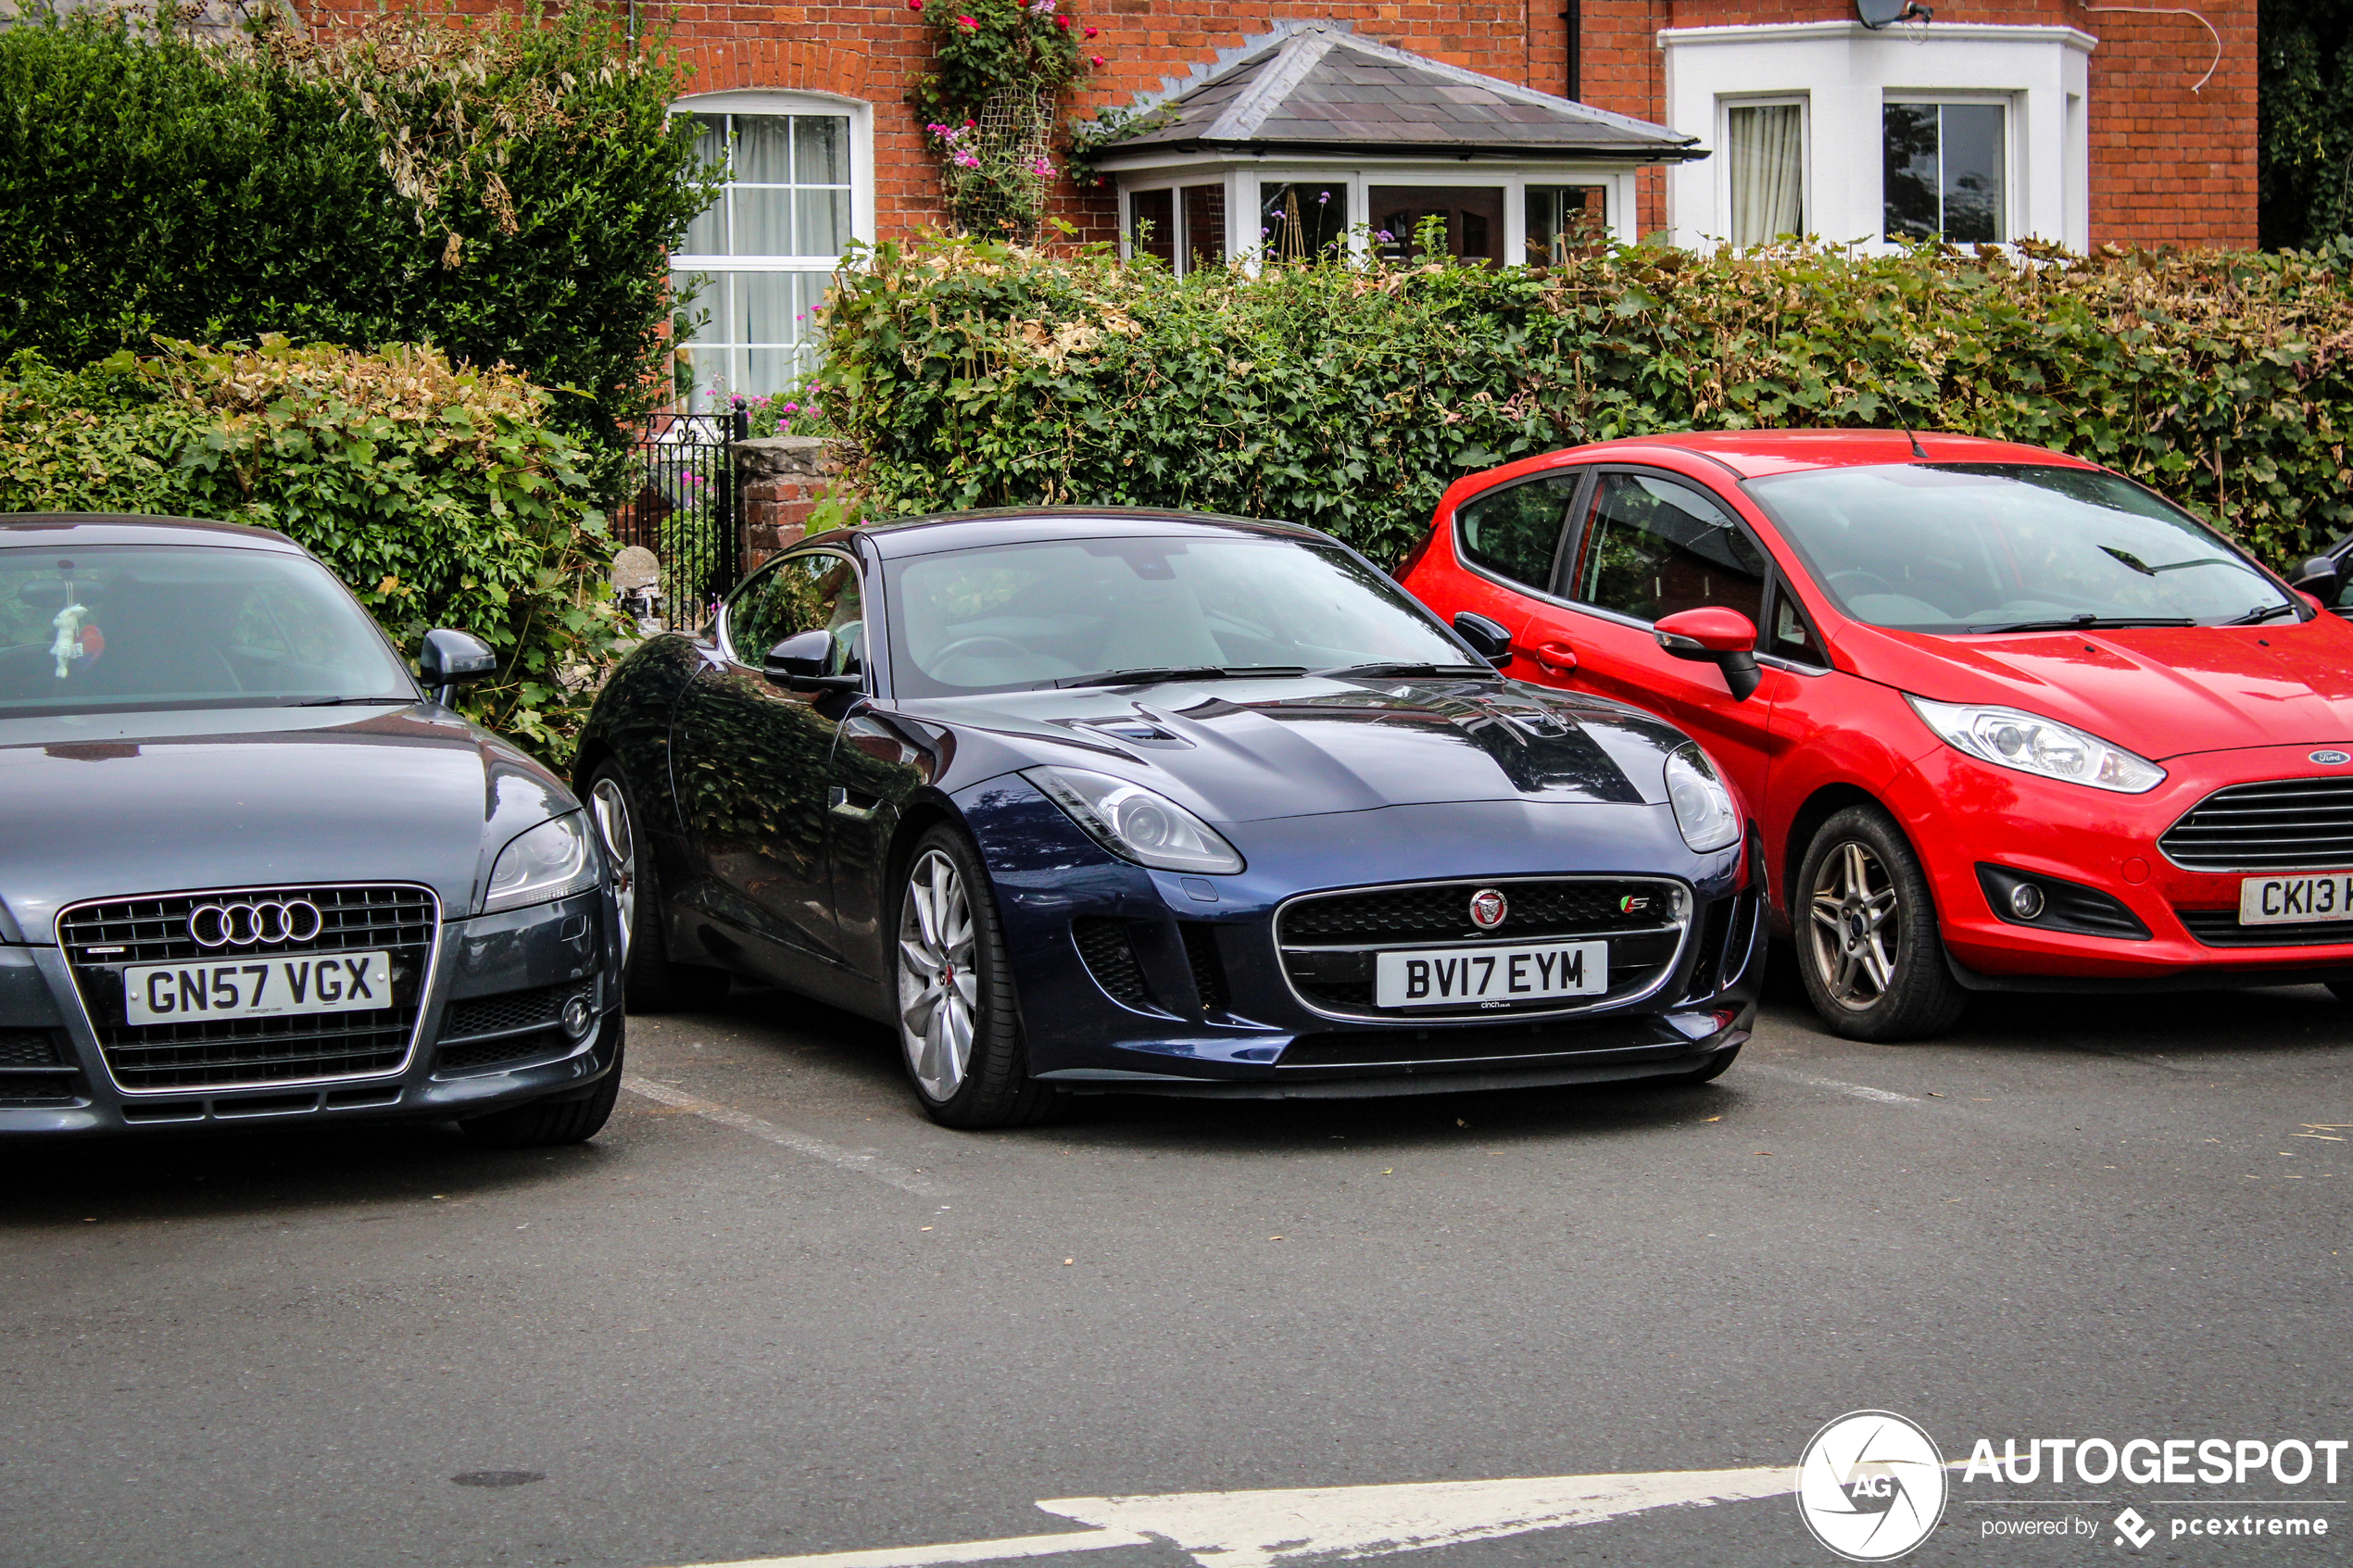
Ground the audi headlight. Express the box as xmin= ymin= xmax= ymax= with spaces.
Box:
xmin=484 ymin=813 xmax=601 ymax=912
xmin=1024 ymin=766 xmax=1245 ymax=874
xmin=1906 ymin=696 xmax=2165 ymax=794
xmin=1665 ymin=744 xmax=1741 ymax=854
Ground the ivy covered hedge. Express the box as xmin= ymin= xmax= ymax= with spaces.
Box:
xmin=0 ymin=5 xmax=718 ymax=488
xmin=0 ymin=340 xmax=619 ymax=759
xmin=819 ymin=236 xmax=2353 ymax=572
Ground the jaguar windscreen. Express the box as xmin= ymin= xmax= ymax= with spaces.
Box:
xmin=0 ymin=545 xmax=415 ymax=717
xmin=883 ymin=533 xmax=1478 ymax=696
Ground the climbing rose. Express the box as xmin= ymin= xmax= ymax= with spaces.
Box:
xmin=1088 ymin=54 xmax=1102 ymax=64
xmin=1083 ymin=24 xmax=1097 ymax=36
xmin=1055 ymin=14 xmax=1068 ymax=27
xmin=955 ymin=13 xmax=978 ymax=27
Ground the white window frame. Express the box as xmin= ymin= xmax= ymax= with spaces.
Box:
xmin=1717 ymin=94 xmax=1809 ymax=249
xmin=1881 ymin=93 xmax=2017 ymax=245
xmin=667 ymin=90 xmax=875 ymax=404
xmin=1658 ymin=22 xmax=2091 ymax=253
xmin=1113 ymin=161 xmax=1639 ymax=270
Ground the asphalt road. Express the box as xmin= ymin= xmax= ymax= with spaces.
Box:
xmin=5 ymin=960 xmax=2350 ymax=1568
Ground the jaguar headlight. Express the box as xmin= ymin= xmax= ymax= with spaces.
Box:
xmin=484 ymin=812 xmax=601 ymax=912
xmin=1665 ymin=744 xmax=1741 ymax=854
xmin=1906 ymin=696 xmax=2165 ymax=794
xmin=1024 ymin=766 xmax=1245 ymax=874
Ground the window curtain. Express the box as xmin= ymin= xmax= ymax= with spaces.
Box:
xmin=1727 ymin=104 xmax=1804 ymax=248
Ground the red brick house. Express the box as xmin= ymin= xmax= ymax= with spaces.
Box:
xmin=296 ymin=0 xmax=2251 ymax=404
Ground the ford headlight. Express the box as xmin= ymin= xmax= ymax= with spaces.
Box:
xmin=1906 ymin=696 xmax=2165 ymax=794
xmin=1665 ymin=744 xmax=1741 ymax=853
xmin=484 ymin=813 xmax=601 ymax=912
xmin=1024 ymin=766 xmax=1245 ymax=874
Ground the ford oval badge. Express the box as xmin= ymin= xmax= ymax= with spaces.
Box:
xmin=2313 ymin=750 xmax=2351 ymax=766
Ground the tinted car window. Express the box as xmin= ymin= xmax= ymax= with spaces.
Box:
xmin=1565 ymin=471 xmax=1768 ymax=626
xmin=1455 ymin=473 xmax=1580 ymax=591
xmin=885 ymin=533 xmax=1471 ymax=696
xmin=726 ymin=551 xmax=864 ymax=674
xmin=0 ymin=545 xmax=411 ymax=717
xmin=1743 ymin=463 xmax=2293 ymax=632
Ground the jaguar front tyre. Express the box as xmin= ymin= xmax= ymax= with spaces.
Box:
xmin=893 ymin=825 xmax=1061 ymax=1130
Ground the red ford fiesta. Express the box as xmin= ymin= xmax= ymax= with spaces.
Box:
xmin=1398 ymin=429 xmax=2353 ymax=1039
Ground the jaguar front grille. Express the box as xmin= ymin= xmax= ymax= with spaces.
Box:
xmin=58 ymin=884 xmax=438 ymax=1092
xmin=1275 ymin=875 xmax=1690 ymax=1021
xmin=2159 ymin=778 xmax=2353 ymax=872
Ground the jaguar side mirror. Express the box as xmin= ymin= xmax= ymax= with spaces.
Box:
xmin=1654 ymin=608 xmax=1761 ymax=702
xmin=763 ymin=630 xmax=862 ymax=692
xmin=417 ymin=628 xmax=497 ymax=706
xmin=1452 ymin=611 xmax=1514 ymax=669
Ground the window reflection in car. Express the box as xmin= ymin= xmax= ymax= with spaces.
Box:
xmin=1743 ymin=463 xmax=2295 ymax=633
xmin=0 ymin=545 xmax=415 ymax=717
xmin=883 ymin=534 xmax=1480 ymax=697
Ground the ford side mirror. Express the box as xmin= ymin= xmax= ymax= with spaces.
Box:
xmin=2293 ymin=555 xmax=2343 ymax=602
xmin=763 ymin=630 xmax=862 ymax=692
xmin=417 ymin=628 xmax=497 ymax=706
xmin=1654 ymin=608 xmax=1761 ymax=702
xmin=1452 ymin=610 xmax=1514 ymax=669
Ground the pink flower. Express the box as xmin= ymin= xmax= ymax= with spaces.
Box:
xmin=1054 ymin=13 xmax=1068 ymax=27
xmin=907 ymin=0 xmax=922 ymax=8
xmin=1088 ymin=54 xmax=1103 ymax=64
xmin=782 ymin=402 xmax=800 ymax=413
xmin=955 ymin=13 xmax=977 ymax=27
xmin=1083 ymin=24 xmax=1097 ymax=36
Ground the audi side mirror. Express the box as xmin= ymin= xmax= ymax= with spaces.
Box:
xmin=1452 ymin=610 xmax=1514 ymax=669
xmin=1654 ymin=608 xmax=1761 ymax=702
xmin=417 ymin=628 xmax=497 ymax=705
xmin=762 ymin=630 xmax=862 ymax=692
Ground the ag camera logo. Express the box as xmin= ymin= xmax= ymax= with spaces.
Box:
xmin=1796 ymin=1411 xmax=1949 ymax=1561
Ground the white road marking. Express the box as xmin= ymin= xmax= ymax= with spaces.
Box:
xmin=621 ymin=1075 xmax=950 ymax=1197
xmin=663 ymin=1465 xmax=1795 ymax=1568
xmin=677 ymin=1529 xmax=1154 ymax=1568
xmin=1740 ymin=1063 xmax=1920 ymax=1105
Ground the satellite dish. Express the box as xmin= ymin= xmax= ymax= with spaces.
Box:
xmin=1857 ymin=0 xmax=1931 ymax=27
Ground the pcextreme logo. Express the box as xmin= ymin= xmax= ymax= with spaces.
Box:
xmin=1796 ymin=1411 xmax=1950 ymax=1562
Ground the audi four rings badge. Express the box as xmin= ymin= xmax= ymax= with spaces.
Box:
xmin=187 ymin=899 xmax=324 ymax=947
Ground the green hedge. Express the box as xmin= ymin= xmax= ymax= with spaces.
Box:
xmin=0 ymin=339 xmax=619 ymax=759
xmin=819 ymin=236 xmax=2353 ymax=572
xmin=0 ymin=5 xmax=717 ymax=488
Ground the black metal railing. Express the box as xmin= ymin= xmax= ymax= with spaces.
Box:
xmin=614 ymin=410 xmax=747 ymax=631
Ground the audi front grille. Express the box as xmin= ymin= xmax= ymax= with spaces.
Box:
xmin=1273 ymin=875 xmax=1691 ymax=1022
xmin=57 ymin=884 xmax=439 ymax=1093
xmin=2159 ymin=778 xmax=2353 ymax=872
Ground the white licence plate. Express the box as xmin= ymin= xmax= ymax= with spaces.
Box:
xmin=123 ymin=951 xmax=394 ymax=1024
xmin=1374 ymin=941 xmax=1609 ymax=1009
xmin=2237 ymin=874 xmax=2353 ymax=926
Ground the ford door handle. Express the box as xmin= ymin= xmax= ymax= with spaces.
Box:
xmin=1531 ymin=639 xmax=1578 ymax=674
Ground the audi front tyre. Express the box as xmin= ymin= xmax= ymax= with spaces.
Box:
xmin=1794 ymin=805 xmax=1968 ymax=1042
xmin=586 ymin=760 xmax=729 ymax=1013
xmin=893 ymin=824 xmax=1062 ymax=1130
